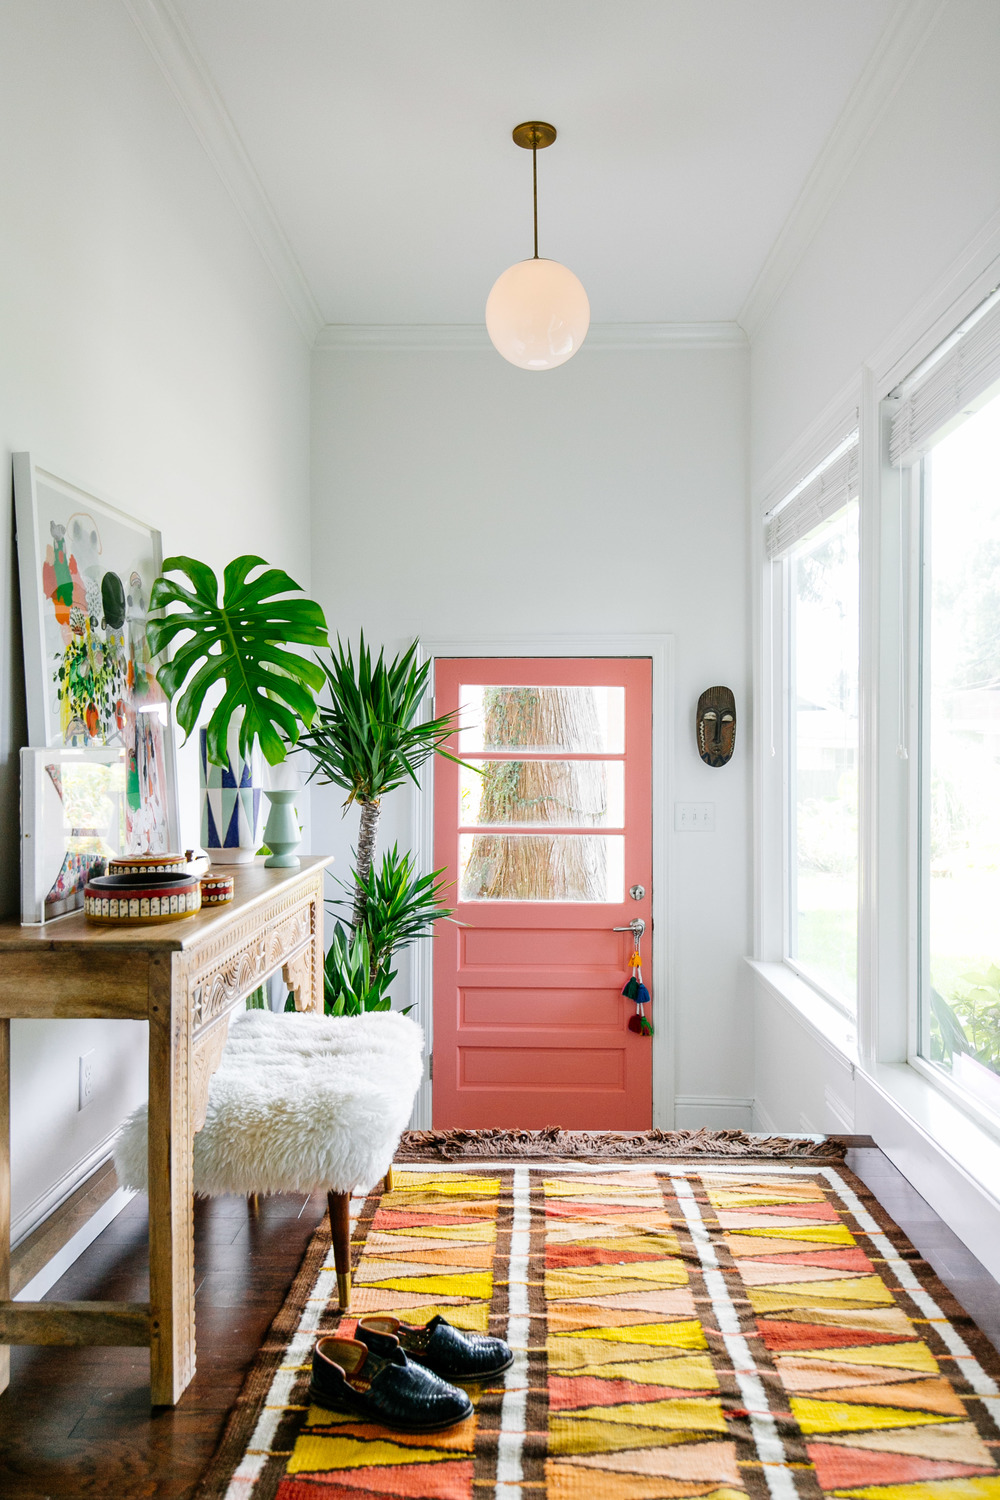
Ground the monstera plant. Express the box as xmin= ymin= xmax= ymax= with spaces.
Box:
xmin=146 ymin=554 xmax=329 ymax=766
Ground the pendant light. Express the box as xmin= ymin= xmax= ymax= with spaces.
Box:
xmin=486 ymin=121 xmax=590 ymax=371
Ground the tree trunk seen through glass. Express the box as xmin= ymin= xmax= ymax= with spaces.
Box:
xmin=461 ymin=686 xmax=608 ymax=900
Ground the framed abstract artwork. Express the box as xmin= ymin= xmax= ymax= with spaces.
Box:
xmin=20 ymin=746 xmax=126 ymax=923
xmin=13 ymin=454 xmax=180 ymax=854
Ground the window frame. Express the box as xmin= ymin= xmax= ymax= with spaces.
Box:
xmin=904 ymin=417 xmax=1000 ymax=1142
xmin=783 ymin=501 xmax=861 ymax=1020
xmin=753 ymin=278 xmax=1000 ymax=1179
xmin=756 ymin=424 xmax=862 ymax=1024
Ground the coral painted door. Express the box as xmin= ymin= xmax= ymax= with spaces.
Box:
xmin=432 ymin=658 xmax=652 ymax=1129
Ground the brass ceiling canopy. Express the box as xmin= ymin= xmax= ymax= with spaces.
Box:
xmin=512 ymin=120 xmax=557 ymax=151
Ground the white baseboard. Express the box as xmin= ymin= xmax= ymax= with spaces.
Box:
xmin=674 ymin=1095 xmax=755 ymax=1129
xmin=14 ymin=1186 xmax=136 ymax=1302
xmin=752 ymin=1098 xmax=778 ymax=1134
xmin=12 ymin=1132 xmax=124 ymax=1247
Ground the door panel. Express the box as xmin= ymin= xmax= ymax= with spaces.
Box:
xmin=432 ymin=657 xmax=653 ymax=1130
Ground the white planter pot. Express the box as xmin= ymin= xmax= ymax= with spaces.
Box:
xmin=199 ymin=719 xmax=263 ymax=864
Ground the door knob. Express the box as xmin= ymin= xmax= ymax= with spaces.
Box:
xmin=613 ymin=917 xmax=645 ymax=938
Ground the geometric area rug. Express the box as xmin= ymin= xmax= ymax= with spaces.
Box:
xmin=196 ymin=1161 xmax=1000 ymax=1500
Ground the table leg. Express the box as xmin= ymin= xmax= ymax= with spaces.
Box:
xmin=283 ymin=885 xmax=325 ymax=1014
xmin=310 ymin=885 xmax=324 ymax=1011
xmin=147 ymin=954 xmax=195 ymax=1405
xmin=0 ymin=1018 xmax=9 ymax=1395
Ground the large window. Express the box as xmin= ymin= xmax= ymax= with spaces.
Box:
xmin=918 ymin=384 xmax=1000 ymax=1117
xmin=765 ymin=434 xmax=861 ymax=1014
xmin=788 ymin=503 xmax=860 ymax=1010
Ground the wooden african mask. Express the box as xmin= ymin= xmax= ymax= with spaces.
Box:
xmin=697 ymin=686 xmax=736 ymax=767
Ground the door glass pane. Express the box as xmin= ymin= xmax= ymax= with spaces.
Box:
xmin=921 ymin=386 xmax=1000 ymax=1116
xmin=459 ymin=685 xmax=625 ymax=753
xmin=459 ymin=833 xmax=624 ymax=902
xmin=788 ymin=501 xmax=859 ymax=1010
xmin=460 ymin=760 xmax=624 ymax=827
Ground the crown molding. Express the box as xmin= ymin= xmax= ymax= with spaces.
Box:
xmin=313 ymin=322 xmax=747 ymax=353
xmin=738 ymin=0 xmax=948 ymax=342
xmin=122 ymin=0 xmax=323 ymax=344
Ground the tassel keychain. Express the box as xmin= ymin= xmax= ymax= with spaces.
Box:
xmin=623 ymin=935 xmax=653 ymax=1036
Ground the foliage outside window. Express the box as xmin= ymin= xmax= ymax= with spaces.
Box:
xmin=920 ymin=385 xmax=1000 ymax=1118
xmin=787 ymin=503 xmax=860 ymax=1011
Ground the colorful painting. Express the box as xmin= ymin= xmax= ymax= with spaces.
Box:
xmin=14 ymin=454 xmax=179 ymax=854
xmin=20 ymin=747 xmax=126 ymax=923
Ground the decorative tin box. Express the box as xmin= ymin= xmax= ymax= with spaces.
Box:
xmin=108 ymin=850 xmax=195 ymax=876
xmin=200 ymin=872 xmax=235 ymax=906
xmin=84 ymin=871 xmax=201 ymax=925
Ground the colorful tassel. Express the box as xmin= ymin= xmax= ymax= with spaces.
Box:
xmin=623 ymin=932 xmax=652 ymax=1036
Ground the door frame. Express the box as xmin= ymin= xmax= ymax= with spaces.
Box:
xmin=409 ymin=633 xmax=675 ymax=1131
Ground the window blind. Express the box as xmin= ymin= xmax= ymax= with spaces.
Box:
xmin=889 ymin=293 xmax=1000 ymax=466
xmin=765 ymin=435 xmax=859 ymax=559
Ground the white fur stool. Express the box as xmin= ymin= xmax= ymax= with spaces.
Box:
xmin=114 ymin=1008 xmax=424 ymax=1307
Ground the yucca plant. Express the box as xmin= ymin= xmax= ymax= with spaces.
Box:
xmin=300 ymin=635 xmax=464 ymax=931
xmin=331 ymin=845 xmax=454 ymax=983
xmin=321 ymin=923 xmax=398 ymax=1016
xmin=147 ymin=554 xmax=328 ymax=766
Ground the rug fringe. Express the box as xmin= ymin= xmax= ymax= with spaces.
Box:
xmin=396 ymin=1126 xmax=846 ymax=1160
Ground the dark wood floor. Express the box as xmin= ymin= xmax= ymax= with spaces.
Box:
xmin=0 ymin=1188 xmax=327 ymax=1500
xmin=0 ymin=1146 xmax=998 ymax=1498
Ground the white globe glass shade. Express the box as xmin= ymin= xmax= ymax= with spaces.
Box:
xmin=485 ymin=257 xmax=590 ymax=370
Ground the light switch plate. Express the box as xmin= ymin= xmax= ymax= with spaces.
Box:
xmin=675 ymin=801 xmax=715 ymax=831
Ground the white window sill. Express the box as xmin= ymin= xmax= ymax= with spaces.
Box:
xmin=746 ymin=958 xmax=859 ymax=1068
xmin=747 ymin=960 xmax=1000 ymax=1219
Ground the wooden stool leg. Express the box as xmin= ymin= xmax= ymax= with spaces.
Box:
xmin=383 ymin=1165 xmax=394 ymax=1194
xmin=248 ymin=1193 xmax=260 ymax=1215
xmin=327 ymin=1191 xmax=351 ymax=1310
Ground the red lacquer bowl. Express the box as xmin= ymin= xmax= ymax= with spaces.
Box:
xmin=84 ymin=872 xmax=202 ymax=925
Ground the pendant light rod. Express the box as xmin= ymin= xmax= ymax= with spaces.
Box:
xmin=512 ymin=121 xmax=556 ymax=260
xmin=533 ymin=144 xmax=538 ymax=258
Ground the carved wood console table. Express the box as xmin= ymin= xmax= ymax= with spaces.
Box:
xmin=0 ymin=856 xmax=330 ymax=1405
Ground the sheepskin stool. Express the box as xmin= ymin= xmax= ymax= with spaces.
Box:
xmin=114 ymin=1008 xmax=423 ymax=1308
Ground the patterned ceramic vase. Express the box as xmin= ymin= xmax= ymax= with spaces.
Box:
xmin=199 ymin=717 xmax=264 ymax=865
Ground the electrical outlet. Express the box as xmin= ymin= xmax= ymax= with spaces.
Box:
xmin=674 ymin=801 xmax=715 ymax=831
xmin=79 ymin=1050 xmax=95 ymax=1110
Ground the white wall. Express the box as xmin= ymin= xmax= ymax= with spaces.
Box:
xmin=311 ymin=342 xmax=751 ymax=1126
xmin=752 ymin=0 xmax=1000 ymax=482
xmin=1 ymin=1 xmax=311 ymax=1239
xmin=750 ymin=0 xmax=1000 ymax=1134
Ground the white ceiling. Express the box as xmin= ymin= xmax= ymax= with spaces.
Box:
xmin=169 ymin=0 xmax=897 ymax=327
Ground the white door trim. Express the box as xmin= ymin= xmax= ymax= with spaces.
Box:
xmin=410 ymin=633 xmax=675 ymax=1132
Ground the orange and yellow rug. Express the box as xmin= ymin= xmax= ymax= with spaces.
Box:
xmin=198 ymin=1161 xmax=1000 ymax=1500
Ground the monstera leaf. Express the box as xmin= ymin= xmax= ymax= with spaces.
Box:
xmin=147 ymin=554 xmax=328 ymax=767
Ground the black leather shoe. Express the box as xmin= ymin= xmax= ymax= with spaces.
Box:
xmin=357 ymin=1314 xmax=514 ymax=1381
xmin=308 ymin=1336 xmax=473 ymax=1432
